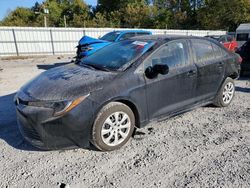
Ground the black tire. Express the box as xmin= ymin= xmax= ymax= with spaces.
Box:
xmin=92 ymin=102 xmax=135 ymax=151
xmin=213 ymin=77 xmax=235 ymax=107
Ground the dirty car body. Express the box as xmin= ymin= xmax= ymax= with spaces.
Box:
xmin=76 ymin=30 xmax=152 ymax=60
xmin=15 ymin=35 xmax=240 ymax=150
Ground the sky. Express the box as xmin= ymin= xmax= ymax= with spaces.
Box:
xmin=0 ymin=0 xmax=97 ymax=20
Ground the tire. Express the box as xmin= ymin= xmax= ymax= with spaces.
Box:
xmin=213 ymin=77 xmax=235 ymax=107
xmin=92 ymin=102 xmax=135 ymax=151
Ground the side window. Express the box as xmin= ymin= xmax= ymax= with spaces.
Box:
xmin=119 ymin=33 xmax=136 ymax=41
xmin=192 ymin=40 xmax=215 ymax=64
xmin=144 ymin=40 xmax=188 ymax=70
xmin=211 ymin=42 xmax=227 ymax=59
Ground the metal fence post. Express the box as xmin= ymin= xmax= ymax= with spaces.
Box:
xmin=83 ymin=29 xmax=86 ymax=36
xmin=50 ymin=29 xmax=55 ymax=55
xmin=12 ymin=29 xmax=19 ymax=56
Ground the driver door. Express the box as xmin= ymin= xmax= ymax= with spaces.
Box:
xmin=144 ymin=40 xmax=197 ymax=120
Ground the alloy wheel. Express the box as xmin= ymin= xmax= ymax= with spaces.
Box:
xmin=222 ymin=82 xmax=234 ymax=104
xmin=101 ymin=111 xmax=131 ymax=147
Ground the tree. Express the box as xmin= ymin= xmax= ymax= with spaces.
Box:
xmin=0 ymin=7 xmax=35 ymax=26
xmin=0 ymin=0 xmax=250 ymax=31
xmin=122 ymin=1 xmax=156 ymax=28
xmin=198 ymin=0 xmax=250 ymax=31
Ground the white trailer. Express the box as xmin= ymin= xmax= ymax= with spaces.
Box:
xmin=236 ymin=23 xmax=250 ymax=47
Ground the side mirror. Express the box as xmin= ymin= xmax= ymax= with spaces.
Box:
xmin=145 ymin=64 xmax=169 ymax=79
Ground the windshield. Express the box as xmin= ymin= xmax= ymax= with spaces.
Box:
xmin=80 ymin=40 xmax=155 ymax=71
xmin=100 ymin=32 xmax=120 ymax=42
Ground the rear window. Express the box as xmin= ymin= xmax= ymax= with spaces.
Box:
xmin=236 ymin=33 xmax=249 ymax=41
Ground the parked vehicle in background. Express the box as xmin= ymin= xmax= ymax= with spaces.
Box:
xmin=15 ymin=35 xmax=241 ymax=151
xmin=236 ymin=23 xmax=250 ymax=47
xmin=76 ymin=30 xmax=152 ymax=60
xmin=206 ymin=35 xmax=238 ymax=52
xmin=236 ymin=39 xmax=250 ymax=75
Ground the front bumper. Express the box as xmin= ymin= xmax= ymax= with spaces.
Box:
xmin=15 ymin=98 xmax=94 ymax=150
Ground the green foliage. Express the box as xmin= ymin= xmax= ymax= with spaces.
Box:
xmin=198 ymin=0 xmax=250 ymax=31
xmin=1 ymin=7 xmax=35 ymax=26
xmin=0 ymin=0 xmax=250 ymax=31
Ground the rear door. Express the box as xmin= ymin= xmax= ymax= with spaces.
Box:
xmin=144 ymin=40 xmax=197 ymax=120
xmin=191 ymin=39 xmax=226 ymax=101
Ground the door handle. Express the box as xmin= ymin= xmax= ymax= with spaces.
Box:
xmin=187 ymin=70 xmax=196 ymax=77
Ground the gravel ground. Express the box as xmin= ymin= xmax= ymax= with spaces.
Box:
xmin=0 ymin=56 xmax=250 ymax=188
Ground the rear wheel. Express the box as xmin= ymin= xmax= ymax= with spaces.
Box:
xmin=213 ymin=77 xmax=235 ymax=107
xmin=92 ymin=102 xmax=135 ymax=151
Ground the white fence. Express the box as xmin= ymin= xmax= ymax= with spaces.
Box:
xmin=0 ymin=27 xmax=226 ymax=56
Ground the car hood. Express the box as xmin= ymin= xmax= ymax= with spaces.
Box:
xmin=19 ymin=63 xmax=117 ymax=101
xmin=79 ymin=36 xmax=109 ymax=46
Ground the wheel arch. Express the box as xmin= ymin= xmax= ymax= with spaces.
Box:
xmin=115 ymin=99 xmax=140 ymax=128
xmin=227 ymin=71 xmax=239 ymax=79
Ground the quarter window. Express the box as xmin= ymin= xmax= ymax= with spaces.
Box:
xmin=144 ymin=40 xmax=188 ymax=69
xmin=192 ymin=40 xmax=215 ymax=63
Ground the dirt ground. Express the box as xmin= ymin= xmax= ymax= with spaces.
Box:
xmin=0 ymin=56 xmax=250 ymax=188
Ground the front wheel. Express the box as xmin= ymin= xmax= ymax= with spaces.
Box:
xmin=213 ymin=77 xmax=235 ymax=107
xmin=92 ymin=102 xmax=135 ymax=151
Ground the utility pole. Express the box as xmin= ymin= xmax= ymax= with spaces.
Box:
xmin=64 ymin=15 xmax=67 ymax=28
xmin=44 ymin=15 xmax=47 ymax=27
xmin=44 ymin=8 xmax=49 ymax=27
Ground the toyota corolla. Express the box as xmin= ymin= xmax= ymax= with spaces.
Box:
xmin=15 ymin=35 xmax=241 ymax=151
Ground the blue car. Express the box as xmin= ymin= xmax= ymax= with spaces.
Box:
xmin=76 ymin=30 xmax=152 ymax=60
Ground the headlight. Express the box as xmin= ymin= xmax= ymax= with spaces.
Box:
xmin=28 ymin=95 xmax=89 ymax=117
xmin=54 ymin=95 xmax=89 ymax=116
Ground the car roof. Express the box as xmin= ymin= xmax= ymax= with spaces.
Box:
xmin=206 ymin=35 xmax=231 ymax=38
xmin=130 ymin=34 xmax=206 ymax=41
xmin=114 ymin=30 xmax=152 ymax=34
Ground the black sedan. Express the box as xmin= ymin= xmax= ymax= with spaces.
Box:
xmin=15 ymin=35 xmax=241 ymax=151
xmin=236 ymin=39 xmax=250 ymax=75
